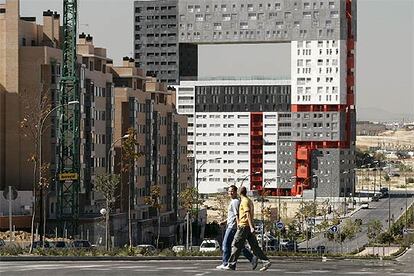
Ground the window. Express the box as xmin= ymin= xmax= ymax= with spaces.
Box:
xmin=195 ymin=14 xmax=204 ymax=21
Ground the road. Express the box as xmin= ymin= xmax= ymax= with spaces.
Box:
xmin=300 ymin=194 xmax=414 ymax=253
xmin=0 ymin=258 xmax=413 ymax=276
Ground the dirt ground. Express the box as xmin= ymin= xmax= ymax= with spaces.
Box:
xmin=357 ymin=130 xmax=414 ymax=152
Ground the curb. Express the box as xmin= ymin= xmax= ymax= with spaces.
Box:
xmin=394 ymin=246 xmax=410 ymax=259
xmin=0 ymin=255 xmax=327 ymax=262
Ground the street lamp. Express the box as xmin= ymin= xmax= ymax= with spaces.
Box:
xmin=106 ymin=134 xmax=130 ymax=173
xmin=38 ymin=100 xmax=79 ymax=245
xmin=239 ymin=171 xmax=261 ymax=189
xmin=195 ymin=157 xmax=221 ymax=214
xmin=194 ymin=158 xmax=221 ymax=244
xmin=100 ymin=134 xmax=129 ymax=251
xmin=342 ymin=169 xmax=356 ymax=215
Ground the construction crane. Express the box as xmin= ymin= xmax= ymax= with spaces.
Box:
xmin=56 ymin=0 xmax=80 ymax=236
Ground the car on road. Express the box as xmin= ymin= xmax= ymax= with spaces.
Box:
xmin=199 ymin=239 xmax=220 ymax=252
xmin=371 ymin=194 xmax=380 ymax=202
xmin=380 ymin=187 xmax=389 ymax=198
xmin=361 ymin=203 xmax=369 ymax=209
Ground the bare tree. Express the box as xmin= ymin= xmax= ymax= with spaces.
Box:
xmin=19 ymin=87 xmax=51 ymax=253
xmin=214 ymin=191 xmax=229 ymax=223
xmin=121 ymin=128 xmax=141 ymax=248
xmin=144 ymin=185 xmax=161 ymax=248
xmin=179 ymin=187 xmax=198 ymax=249
xmin=94 ymin=173 xmax=120 ymax=250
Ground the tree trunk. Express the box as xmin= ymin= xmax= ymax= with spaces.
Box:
xmin=29 ymin=162 xmax=37 ymax=254
xmin=42 ymin=187 xmax=47 ymax=245
xmin=106 ymin=199 xmax=110 ymax=251
xmin=128 ymin=160 xmax=132 ymax=248
xmin=157 ymin=208 xmax=160 ymax=249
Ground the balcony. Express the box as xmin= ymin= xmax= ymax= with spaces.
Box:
xmin=251 ymin=176 xmax=263 ymax=182
xmin=251 ymin=158 xmax=262 ymax=163
xmin=251 ymin=149 xmax=263 ymax=155
xmin=251 ymin=131 xmax=263 ymax=136
xmin=251 ymin=140 xmax=263 ymax=146
xmin=347 ymin=39 xmax=354 ymax=50
xmin=347 ymin=57 xmax=354 ymax=68
xmin=296 ymin=148 xmax=309 ymax=160
xmin=347 ymin=75 xmax=355 ymax=86
xmin=251 ymin=121 xmax=263 ymax=127
xmin=297 ymin=166 xmax=309 ymax=178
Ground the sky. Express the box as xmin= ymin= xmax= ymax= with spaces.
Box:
xmin=12 ymin=0 xmax=414 ymax=121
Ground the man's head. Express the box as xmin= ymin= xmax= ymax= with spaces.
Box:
xmin=228 ymin=185 xmax=238 ymax=199
xmin=240 ymin=186 xmax=247 ymax=197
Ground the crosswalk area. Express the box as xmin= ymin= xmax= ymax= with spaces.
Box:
xmin=1 ymin=259 xmax=413 ymax=275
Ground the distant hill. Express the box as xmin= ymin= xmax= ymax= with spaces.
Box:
xmin=356 ymin=107 xmax=414 ymax=122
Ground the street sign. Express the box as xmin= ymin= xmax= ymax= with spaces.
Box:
xmin=276 ymin=221 xmax=284 ymax=230
xmin=59 ymin=172 xmax=78 ymax=181
xmin=330 ymin=225 xmax=339 ymax=233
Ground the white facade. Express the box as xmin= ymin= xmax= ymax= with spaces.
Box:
xmin=291 ymin=40 xmax=347 ymax=105
xmin=262 ymin=112 xmax=279 ymax=189
xmin=176 ymin=79 xmax=289 ymax=193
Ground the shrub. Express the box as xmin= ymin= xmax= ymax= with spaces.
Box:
xmin=0 ymin=245 xmax=24 ymax=256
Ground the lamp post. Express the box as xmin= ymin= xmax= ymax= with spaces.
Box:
xmin=102 ymin=133 xmax=129 ymax=250
xmin=239 ymin=171 xmax=261 ymax=189
xmin=106 ymin=134 xmax=130 ymax=173
xmin=195 ymin=158 xmax=221 ymax=244
xmin=342 ymin=170 xmax=356 ymax=216
xmin=259 ymin=178 xmax=275 ymax=250
xmin=38 ymin=100 xmax=79 ymax=245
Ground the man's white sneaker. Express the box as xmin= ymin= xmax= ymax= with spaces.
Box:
xmin=260 ymin=260 xmax=271 ymax=272
xmin=216 ymin=264 xmax=226 ymax=269
xmin=222 ymin=265 xmax=235 ymax=270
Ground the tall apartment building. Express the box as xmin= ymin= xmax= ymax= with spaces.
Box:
xmin=109 ymin=59 xmax=189 ymax=246
xmin=77 ymin=33 xmax=114 ymax=207
xmin=134 ymin=0 xmax=179 ymax=84
xmin=0 ymin=0 xmax=62 ymax=195
xmin=174 ymin=0 xmax=357 ymax=198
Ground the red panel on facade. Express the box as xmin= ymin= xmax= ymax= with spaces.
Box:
xmin=297 ymin=165 xmax=309 ymax=178
xmin=297 ymin=147 xmax=309 ymax=160
xmin=250 ymin=112 xmax=263 ymax=191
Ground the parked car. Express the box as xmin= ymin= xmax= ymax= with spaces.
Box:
xmin=256 ymin=233 xmax=276 ymax=242
xmin=136 ymin=244 xmax=157 ymax=254
xmin=256 ymin=234 xmax=278 ymax=251
xmin=72 ymin=240 xmax=92 ymax=248
xmin=50 ymin=240 xmax=71 ymax=248
xmin=172 ymin=245 xmax=185 ymax=253
xmin=298 ymin=245 xmax=326 ymax=254
xmin=199 ymin=239 xmax=220 ymax=252
xmin=29 ymin=241 xmax=51 ymax=249
xmin=0 ymin=239 xmax=5 ymax=247
xmin=282 ymin=240 xmax=298 ymax=251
